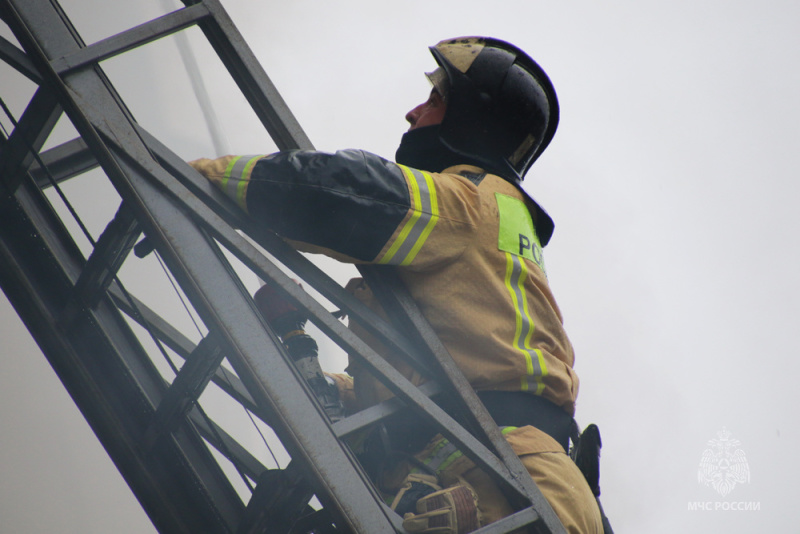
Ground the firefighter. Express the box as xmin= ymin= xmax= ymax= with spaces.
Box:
xmin=191 ymin=36 xmax=604 ymax=533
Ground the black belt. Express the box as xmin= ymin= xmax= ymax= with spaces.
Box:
xmin=477 ymin=390 xmax=575 ymax=452
xmin=382 ymin=390 xmax=575 ymax=456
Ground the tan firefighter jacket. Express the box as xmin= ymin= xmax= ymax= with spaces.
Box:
xmin=190 ymin=150 xmax=579 ymax=415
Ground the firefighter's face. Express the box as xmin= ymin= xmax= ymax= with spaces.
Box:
xmin=405 ymin=89 xmax=446 ymax=131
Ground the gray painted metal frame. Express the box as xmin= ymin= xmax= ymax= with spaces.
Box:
xmin=0 ymin=0 xmax=565 ymax=532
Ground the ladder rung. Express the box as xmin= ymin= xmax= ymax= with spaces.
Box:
xmin=144 ymin=334 xmax=224 ymax=450
xmin=49 ymin=3 xmax=211 ymax=74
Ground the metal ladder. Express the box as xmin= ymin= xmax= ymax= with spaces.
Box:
xmin=0 ymin=1 xmax=565 ymax=532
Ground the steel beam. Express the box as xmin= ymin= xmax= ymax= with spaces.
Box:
xmin=3 ymin=0 xmax=397 ymax=529
xmin=70 ymin=202 xmax=140 ymax=309
xmin=188 ymin=0 xmax=313 ymax=150
xmin=29 ymin=137 xmax=98 ymax=187
xmin=0 ymin=177 xmax=245 ymax=533
xmin=144 ymin=332 xmax=225 ymax=451
xmin=0 ymin=33 xmax=41 ymax=83
xmin=49 ymin=3 xmax=211 ymax=74
xmin=0 ymin=0 xmax=568 ymax=531
xmin=0 ymin=86 xmax=61 ymax=193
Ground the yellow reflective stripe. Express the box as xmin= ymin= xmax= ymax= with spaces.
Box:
xmin=436 ymin=449 xmax=462 ymax=474
xmin=222 ymin=155 xmax=262 ymax=211
xmin=428 ymin=437 xmax=450 ymax=457
xmin=413 ymin=437 xmax=461 ymax=475
xmin=237 ymin=156 xmax=262 ymax=210
xmin=534 ymin=349 xmax=547 ymax=394
xmin=515 ymin=259 xmax=536 ymax=378
xmin=505 ymin=252 xmax=526 ymax=389
xmin=221 ymin=156 xmax=239 ymax=192
xmin=504 ymin=252 xmax=547 ymax=394
xmin=378 ymin=165 xmax=439 ymax=265
xmin=380 ymin=168 xmax=422 ymax=264
xmin=412 ymin=427 xmax=518 ymax=476
xmin=410 ymin=437 xmax=449 ymax=475
xmin=401 ymin=170 xmax=439 ymax=265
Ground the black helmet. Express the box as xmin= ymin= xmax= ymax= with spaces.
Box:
xmin=427 ymin=37 xmax=559 ymax=183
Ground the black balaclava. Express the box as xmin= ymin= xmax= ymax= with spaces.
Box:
xmin=395 ymin=125 xmax=488 ymax=174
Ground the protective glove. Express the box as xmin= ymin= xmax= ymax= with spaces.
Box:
xmin=401 ymin=479 xmax=481 ymax=534
xmin=391 ymin=473 xmax=441 ymax=517
xmin=188 ymin=157 xmax=234 ymax=191
xmin=189 ymin=156 xmax=256 ymax=212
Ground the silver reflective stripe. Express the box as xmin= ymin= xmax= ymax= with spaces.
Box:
xmin=225 ymin=155 xmax=260 ymax=198
xmin=425 ymin=441 xmax=459 ymax=473
xmin=419 ymin=427 xmax=517 ymax=476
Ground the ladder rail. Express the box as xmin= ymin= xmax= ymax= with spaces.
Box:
xmin=0 ymin=0 xmax=567 ymax=531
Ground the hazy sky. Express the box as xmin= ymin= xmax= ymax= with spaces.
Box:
xmin=2 ymin=0 xmax=799 ymax=532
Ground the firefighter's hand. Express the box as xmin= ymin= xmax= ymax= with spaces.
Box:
xmin=402 ymin=481 xmax=481 ymax=534
xmin=188 ymin=157 xmax=231 ymax=191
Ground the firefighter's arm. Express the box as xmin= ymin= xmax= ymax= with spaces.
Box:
xmin=189 ymin=150 xmax=479 ymax=266
xmin=190 ymin=150 xmax=408 ymax=261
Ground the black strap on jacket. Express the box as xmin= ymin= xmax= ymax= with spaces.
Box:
xmin=476 ymin=390 xmax=575 ymax=452
xmin=379 ymin=390 xmax=575 ymax=457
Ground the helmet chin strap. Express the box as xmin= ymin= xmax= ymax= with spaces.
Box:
xmin=395 ymin=125 xmax=486 ymax=174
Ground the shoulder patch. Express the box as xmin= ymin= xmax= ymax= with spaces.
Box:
xmin=495 ymin=193 xmax=546 ymax=274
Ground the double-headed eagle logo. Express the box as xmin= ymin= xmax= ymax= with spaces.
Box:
xmin=697 ymin=427 xmax=750 ymax=497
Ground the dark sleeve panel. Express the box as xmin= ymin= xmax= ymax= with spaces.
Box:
xmin=245 ymin=149 xmax=411 ymax=261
